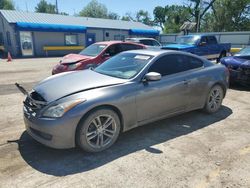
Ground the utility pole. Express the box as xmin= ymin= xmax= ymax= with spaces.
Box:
xmin=55 ymin=0 xmax=59 ymax=14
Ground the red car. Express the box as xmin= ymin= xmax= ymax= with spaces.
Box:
xmin=52 ymin=41 xmax=145 ymax=74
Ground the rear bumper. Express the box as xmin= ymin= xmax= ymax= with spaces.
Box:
xmin=23 ymin=111 xmax=80 ymax=149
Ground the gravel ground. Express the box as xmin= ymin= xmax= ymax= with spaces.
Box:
xmin=0 ymin=58 xmax=250 ymax=188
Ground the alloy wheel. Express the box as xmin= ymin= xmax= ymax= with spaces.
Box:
xmin=207 ymin=87 xmax=222 ymax=112
xmin=85 ymin=115 xmax=117 ymax=149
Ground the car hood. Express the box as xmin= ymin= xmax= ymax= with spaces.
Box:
xmin=162 ymin=43 xmax=195 ymax=50
xmin=34 ymin=70 xmax=127 ymax=102
xmin=220 ymin=56 xmax=250 ymax=68
xmin=61 ymin=54 xmax=93 ymax=64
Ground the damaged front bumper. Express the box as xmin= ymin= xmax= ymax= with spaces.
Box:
xmin=228 ymin=67 xmax=250 ymax=85
xmin=16 ymin=83 xmax=78 ymax=149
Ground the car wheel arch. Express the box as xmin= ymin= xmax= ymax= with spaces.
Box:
xmin=203 ymin=82 xmax=226 ymax=108
xmin=74 ymin=104 xmax=124 ymax=146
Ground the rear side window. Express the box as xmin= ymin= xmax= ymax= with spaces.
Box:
xmin=148 ymin=54 xmax=203 ymax=76
xmin=207 ymin=36 xmax=217 ymax=44
xmin=187 ymin=56 xmax=203 ymax=69
xmin=121 ymin=44 xmax=143 ymax=51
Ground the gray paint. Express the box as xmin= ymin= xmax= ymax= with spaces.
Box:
xmin=22 ymin=50 xmax=228 ymax=149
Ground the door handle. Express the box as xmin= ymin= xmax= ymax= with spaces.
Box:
xmin=183 ymin=80 xmax=191 ymax=85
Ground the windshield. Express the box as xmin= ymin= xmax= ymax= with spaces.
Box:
xmin=79 ymin=44 xmax=107 ymax=57
xmin=235 ymin=47 xmax=250 ymax=56
xmin=176 ymin=36 xmax=200 ymax=45
xmin=94 ymin=53 xmax=153 ymax=79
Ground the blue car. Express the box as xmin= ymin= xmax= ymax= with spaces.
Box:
xmin=220 ymin=46 xmax=250 ymax=85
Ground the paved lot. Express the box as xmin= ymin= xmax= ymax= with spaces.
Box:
xmin=0 ymin=58 xmax=250 ymax=188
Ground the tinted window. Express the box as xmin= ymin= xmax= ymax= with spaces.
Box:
xmin=207 ymin=36 xmax=217 ymax=44
xmin=121 ymin=44 xmax=143 ymax=51
xmin=148 ymin=55 xmax=203 ymax=76
xmin=200 ymin=36 xmax=207 ymax=43
xmin=105 ymin=44 xmax=122 ymax=56
xmin=187 ymin=56 xmax=203 ymax=69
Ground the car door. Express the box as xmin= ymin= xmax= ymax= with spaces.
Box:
xmin=207 ymin=36 xmax=220 ymax=59
xmin=179 ymin=55 xmax=209 ymax=110
xmin=136 ymin=54 xmax=191 ymax=122
xmin=196 ymin=36 xmax=209 ymax=58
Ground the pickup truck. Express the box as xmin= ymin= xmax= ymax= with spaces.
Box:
xmin=162 ymin=34 xmax=231 ymax=62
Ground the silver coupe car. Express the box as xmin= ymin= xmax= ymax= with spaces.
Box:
xmin=17 ymin=50 xmax=229 ymax=152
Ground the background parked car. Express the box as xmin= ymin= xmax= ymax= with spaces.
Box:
xmin=19 ymin=50 xmax=229 ymax=152
xmin=52 ymin=41 xmax=145 ymax=74
xmin=220 ymin=46 xmax=250 ymax=85
xmin=125 ymin=38 xmax=162 ymax=49
xmin=162 ymin=34 xmax=231 ymax=62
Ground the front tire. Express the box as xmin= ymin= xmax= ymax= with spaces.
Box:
xmin=76 ymin=108 xmax=121 ymax=152
xmin=204 ymin=85 xmax=224 ymax=113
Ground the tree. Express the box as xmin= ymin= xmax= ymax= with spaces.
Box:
xmin=79 ymin=0 xmax=108 ymax=18
xmin=0 ymin=0 xmax=15 ymax=10
xmin=187 ymin=0 xmax=216 ymax=32
xmin=153 ymin=6 xmax=166 ymax=30
xmin=135 ymin=10 xmax=153 ymax=26
xmin=108 ymin=12 xmax=120 ymax=20
xmin=207 ymin=0 xmax=250 ymax=32
xmin=121 ymin=12 xmax=135 ymax=21
xmin=35 ymin=0 xmax=57 ymax=14
xmin=153 ymin=5 xmax=191 ymax=33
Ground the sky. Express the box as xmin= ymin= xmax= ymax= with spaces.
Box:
xmin=13 ymin=0 xmax=183 ymax=17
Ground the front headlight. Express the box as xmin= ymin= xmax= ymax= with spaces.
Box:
xmin=42 ymin=99 xmax=86 ymax=118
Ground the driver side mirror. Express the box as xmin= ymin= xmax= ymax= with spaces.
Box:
xmin=199 ymin=41 xmax=207 ymax=46
xmin=143 ymin=72 xmax=162 ymax=82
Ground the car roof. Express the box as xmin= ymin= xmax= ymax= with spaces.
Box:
xmin=95 ymin=40 xmax=144 ymax=46
xmin=122 ymin=49 xmax=172 ymax=56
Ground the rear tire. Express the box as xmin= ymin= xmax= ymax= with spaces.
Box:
xmin=204 ymin=85 xmax=224 ymax=113
xmin=76 ymin=108 xmax=121 ymax=152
